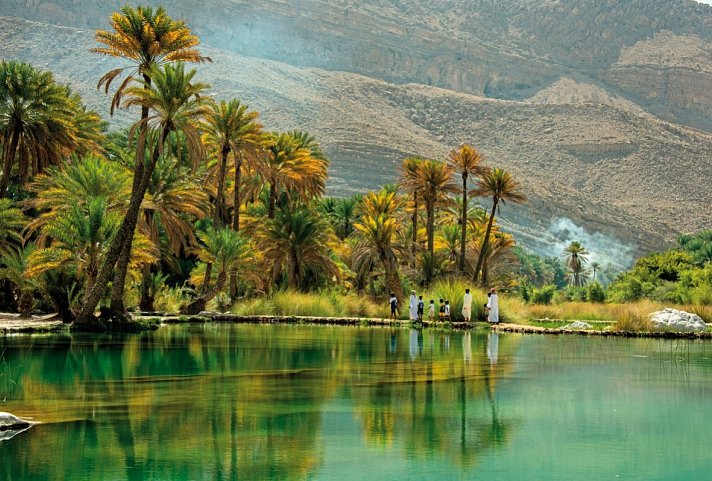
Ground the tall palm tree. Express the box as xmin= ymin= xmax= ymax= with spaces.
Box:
xmin=202 ymin=99 xmax=263 ymax=229
xmin=398 ymin=156 xmax=425 ymax=254
xmin=590 ymin=261 xmax=601 ymax=282
xmin=352 ymin=190 xmax=404 ymax=302
xmin=472 ymin=168 xmax=526 ymax=284
xmin=564 ymin=241 xmax=590 ymax=287
xmin=0 ymin=61 xmax=78 ymax=197
xmin=77 ymin=63 xmax=210 ymax=324
xmin=447 ymin=144 xmax=487 ymax=272
xmin=92 ymin=5 xmax=209 ymax=321
xmin=403 ymin=159 xmax=456 ymax=282
xmin=258 ymin=207 xmax=339 ymax=290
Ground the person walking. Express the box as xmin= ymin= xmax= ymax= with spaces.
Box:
xmin=487 ymin=288 xmax=499 ymax=323
xmin=462 ymin=288 xmax=473 ymax=322
xmin=417 ymin=296 xmax=425 ymax=321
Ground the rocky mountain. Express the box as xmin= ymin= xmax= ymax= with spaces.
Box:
xmin=1 ymin=2 xmax=711 ymax=266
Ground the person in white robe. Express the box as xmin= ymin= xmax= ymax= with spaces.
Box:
xmin=462 ymin=288 xmax=473 ymax=322
xmin=409 ymin=290 xmax=418 ymax=320
xmin=487 ymin=288 xmax=499 ymax=323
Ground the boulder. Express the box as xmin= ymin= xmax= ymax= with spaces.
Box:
xmin=0 ymin=412 xmax=34 ymax=430
xmin=561 ymin=321 xmax=593 ymax=330
xmin=650 ymin=308 xmax=707 ymax=332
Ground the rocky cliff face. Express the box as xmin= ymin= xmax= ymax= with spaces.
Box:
xmin=5 ymin=0 xmax=712 ymax=131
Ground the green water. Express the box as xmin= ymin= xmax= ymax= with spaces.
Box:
xmin=1 ymin=324 xmax=712 ymax=480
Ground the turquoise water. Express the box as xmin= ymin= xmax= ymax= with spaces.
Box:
xmin=1 ymin=324 xmax=711 ymax=480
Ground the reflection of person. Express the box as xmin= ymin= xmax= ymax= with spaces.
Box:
xmin=389 ymin=330 xmax=397 ymax=354
xmin=409 ymin=290 xmax=418 ymax=321
xmin=417 ymin=296 xmax=424 ymax=321
xmin=389 ymin=293 xmax=398 ymax=320
xmin=487 ymin=332 xmax=499 ymax=365
xmin=487 ymin=288 xmax=499 ymax=323
xmin=463 ymin=331 xmax=472 ymax=364
xmin=409 ymin=328 xmax=420 ymax=360
xmin=462 ymin=288 xmax=473 ymax=322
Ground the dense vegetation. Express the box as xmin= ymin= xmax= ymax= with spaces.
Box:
xmin=0 ymin=5 xmax=709 ymax=328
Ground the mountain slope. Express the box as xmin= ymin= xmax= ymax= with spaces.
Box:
xmin=1 ymin=15 xmax=710 ymax=266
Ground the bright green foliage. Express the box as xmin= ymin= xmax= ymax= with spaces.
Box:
xmin=531 ymin=285 xmax=557 ymax=305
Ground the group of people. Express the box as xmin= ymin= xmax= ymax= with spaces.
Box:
xmin=389 ymin=288 xmax=499 ymax=323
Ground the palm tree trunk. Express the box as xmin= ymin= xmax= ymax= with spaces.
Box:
xmin=232 ymin=155 xmax=242 ymax=232
xmin=383 ymin=252 xmax=402 ymax=306
xmin=76 ymin=125 xmax=170 ymax=325
xmin=0 ymin=128 xmax=21 ymax=198
xmin=473 ymin=197 xmax=498 ymax=284
xmin=201 ymin=262 xmax=213 ymax=294
xmin=139 ymin=266 xmax=154 ymax=312
xmin=215 ymin=144 xmax=229 ymax=227
xmin=459 ymin=175 xmax=468 ymax=273
xmin=106 ymin=75 xmax=152 ymax=316
xmin=426 ymin=200 xmax=435 ymax=258
xmin=181 ymin=271 xmax=227 ymax=315
xmin=411 ymin=193 xmax=418 ymax=254
xmin=268 ymin=181 xmax=276 ymax=219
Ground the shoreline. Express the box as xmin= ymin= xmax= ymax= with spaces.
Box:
xmin=1 ymin=313 xmax=711 ymax=339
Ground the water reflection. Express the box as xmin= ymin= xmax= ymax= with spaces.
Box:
xmin=3 ymin=326 xmax=712 ymax=480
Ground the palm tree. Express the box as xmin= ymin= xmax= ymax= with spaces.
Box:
xmin=398 ymin=156 xmax=425 ymax=254
xmin=0 ymin=244 xmax=36 ymax=317
xmin=564 ymin=241 xmax=590 ymax=287
xmin=91 ymin=5 xmax=209 ymax=322
xmin=92 ymin=4 xmax=209 ymax=116
xmin=447 ymin=144 xmax=487 ymax=272
xmin=258 ymin=207 xmax=339 ymax=290
xmin=27 ymin=198 xmax=157 ymax=303
xmin=352 ymin=190 xmax=404 ymax=302
xmin=0 ymin=199 xmax=24 ymax=252
xmin=77 ymin=63 xmax=210 ymax=324
xmin=202 ymin=99 xmax=263 ymax=229
xmin=137 ymin=155 xmax=210 ymax=310
xmin=472 ymin=168 xmax=526 ymax=284
xmin=261 ymin=132 xmax=327 ymax=218
xmin=402 ymin=159 xmax=456 ymax=282
xmin=181 ymin=226 xmax=253 ymax=314
xmin=590 ymin=262 xmax=601 ymax=282
xmin=0 ymin=61 xmax=78 ymax=197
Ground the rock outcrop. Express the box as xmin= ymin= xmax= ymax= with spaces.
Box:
xmin=650 ymin=308 xmax=707 ymax=333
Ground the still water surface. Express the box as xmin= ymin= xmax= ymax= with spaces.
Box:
xmin=1 ymin=324 xmax=711 ymax=480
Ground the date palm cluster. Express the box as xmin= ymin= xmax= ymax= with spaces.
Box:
xmin=0 ymin=5 xmax=527 ymax=322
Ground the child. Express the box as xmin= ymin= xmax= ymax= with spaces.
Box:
xmin=438 ymin=299 xmax=445 ymax=321
xmin=389 ymin=293 xmax=398 ymax=320
xmin=483 ymin=303 xmax=490 ymax=322
xmin=428 ymin=300 xmax=435 ymax=322
xmin=417 ymin=296 xmax=425 ymax=321
xmin=444 ymin=300 xmax=451 ymax=321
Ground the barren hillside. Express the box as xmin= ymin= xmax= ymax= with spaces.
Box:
xmin=1 ymin=15 xmax=711 ymax=266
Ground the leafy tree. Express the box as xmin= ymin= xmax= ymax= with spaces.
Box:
xmin=0 ymin=244 xmax=36 ymax=317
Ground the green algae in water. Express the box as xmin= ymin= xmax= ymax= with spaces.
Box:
xmin=1 ymin=325 xmax=712 ymax=480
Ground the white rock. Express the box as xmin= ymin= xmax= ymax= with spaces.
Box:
xmin=561 ymin=321 xmax=593 ymax=330
xmin=650 ymin=308 xmax=706 ymax=332
xmin=0 ymin=412 xmax=34 ymax=430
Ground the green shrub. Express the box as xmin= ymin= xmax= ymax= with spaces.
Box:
xmin=531 ymin=285 xmax=556 ymax=305
xmin=587 ymin=282 xmax=606 ymax=303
